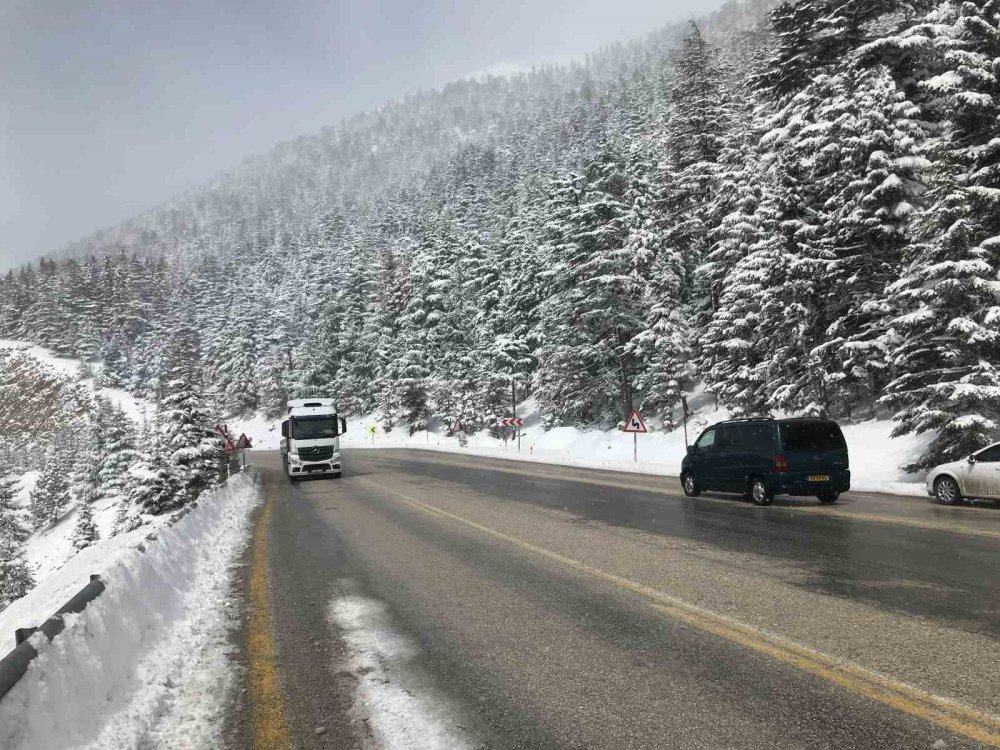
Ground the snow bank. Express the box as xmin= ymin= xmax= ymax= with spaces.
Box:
xmin=246 ymin=417 xmax=927 ymax=499
xmin=235 ymin=384 xmax=932 ymax=495
xmin=0 ymin=472 xmax=262 ymax=750
xmin=329 ymin=587 xmax=480 ymax=749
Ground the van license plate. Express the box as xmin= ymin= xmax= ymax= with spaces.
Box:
xmin=808 ymin=475 xmax=830 ymax=482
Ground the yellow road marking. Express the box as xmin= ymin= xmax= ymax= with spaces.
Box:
xmin=360 ymin=452 xmax=1000 ymax=539
xmin=248 ymin=498 xmax=291 ymax=750
xmin=356 ymin=476 xmax=1000 ymax=747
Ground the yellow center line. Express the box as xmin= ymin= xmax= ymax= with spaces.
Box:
xmin=356 ymin=475 xmax=1000 ymax=747
xmin=247 ymin=498 xmax=291 ymax=750
xmin=362 ymin=453 xmax=1000 ymax=539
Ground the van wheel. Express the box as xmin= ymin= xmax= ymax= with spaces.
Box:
xmin=934 ymin=476 xmax=962 ymax=505
xmin=817 ymin=491 xmax=839 ymax=504
xmin=682 ymin=472 xmax=700 ymax=497
xmin=750 ymin=478 xmax=773 ymax=506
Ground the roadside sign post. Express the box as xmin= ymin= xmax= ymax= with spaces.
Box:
xmin=235 ymin=434 xmax=252 ymax=471
xmin=622 ymin=409 xmax=648 ymax=463
xmin=215 ymin=425 xmax=239 ymax=478
xmin=367 ymin=424 xmax=377 ymax=446
xmin=681 ymin=396 xmax=691 ymax=449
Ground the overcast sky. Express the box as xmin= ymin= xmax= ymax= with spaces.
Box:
xmin=0 ymin=0 xmax=721 ymax=269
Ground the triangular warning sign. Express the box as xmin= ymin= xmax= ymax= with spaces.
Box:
xmin=622 ymin=409 xmax=648 ymax=434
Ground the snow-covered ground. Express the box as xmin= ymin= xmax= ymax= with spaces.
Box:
xmin=329 ymin=585 xmax=481 ymax=749
xmin=236 ymin=393 xmax=934 ymax=496
xmin=0 ymin=472 xmax=261 ymax=750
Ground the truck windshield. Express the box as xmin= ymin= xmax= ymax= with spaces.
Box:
xmin=292 ymin=417 xmax=339 ymax=439
xmin=780 ymin=422 xmax=846 ymax=451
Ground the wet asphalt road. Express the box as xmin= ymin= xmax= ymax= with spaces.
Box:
xmin=233 ymin=449 xmax=1000 ymax=750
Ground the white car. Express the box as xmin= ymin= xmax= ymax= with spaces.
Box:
xmin=926 ymin=442 xmax=1000 ymax=504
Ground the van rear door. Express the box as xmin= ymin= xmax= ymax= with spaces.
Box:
xmin=778 ymin=421 xmax=848 ymax=474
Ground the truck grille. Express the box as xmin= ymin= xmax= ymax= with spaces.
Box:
xmin=299 ymin=446 xmax=335 ymax=462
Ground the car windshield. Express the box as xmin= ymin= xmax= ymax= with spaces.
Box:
xmin=780 ymin=422 xmax=846 ymax=451
xmin=292 ymin=417 xmax=338 ymax=440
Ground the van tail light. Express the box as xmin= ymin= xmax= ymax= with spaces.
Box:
xmin=774 ymin=454 xmax=789 ymax=473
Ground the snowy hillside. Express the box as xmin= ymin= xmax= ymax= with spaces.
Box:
xmin=0 ymin=339 xmax=225 ymax=632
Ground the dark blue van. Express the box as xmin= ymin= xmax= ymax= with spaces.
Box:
xmin=680 ymin=418 xmax=850 ymax=505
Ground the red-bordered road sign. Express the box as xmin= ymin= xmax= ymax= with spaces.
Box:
xmin=236 ymin=433 xmax=252 ymax=449
xmin=498 ymin=417 xmax=525 ymax=427
xmin=622 ymin=409 xmax=648 ymax=434
xmin=215 ymin=425 xmax=238 ymax=454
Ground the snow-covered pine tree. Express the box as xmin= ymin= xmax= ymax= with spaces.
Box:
xmin=71 ymin=501 xmax=99 ymax=550
xmin=207 ymin=289 xmax=262 ymax=415
xmin=875 ymin=0 xmax=1000 ymax=469
xmin=0 ymin=535 xmax=34 ymax=610
xmin=29 ymin=441 xmax=73 ymax=529
xmin=0 ymin=465 xmax=34 ymax=607
xmin=0 ymin=470 xmax=29 ymax=545
xmin=95 ymin=399 xmax=138 ymax=495
xmin=157 ymin=323 xmax=220 ymax=509
xmin=658 ymin=21 xmax=733 ymax=312
xmin=536 ymin=145 xmax=649 ymax=425
xmin=429 ymin=233 xmax=489 ymax=433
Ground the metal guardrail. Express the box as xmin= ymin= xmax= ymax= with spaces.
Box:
xmin=0 ymin=463 xmax=251 ymax=704
xmin=0 ymin=574 xmax=106 ymax=701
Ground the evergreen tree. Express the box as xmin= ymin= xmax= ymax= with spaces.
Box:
xmin=877 ymin=0 xmax=1000 ymax=468
xmin=71 ymin=502 xmax=99 ymax=550
xmin=0 ymin=471 xmax=29 ymax=545
xmin=0 ymin=467 xmax=34 ymax=607
xmin=29 ymin=442 xmax=73 ymax=529
xmin=157 ymin=325 xmax=220 ymax=509
xmin=536 ymin=148 xmax=649 ymax=425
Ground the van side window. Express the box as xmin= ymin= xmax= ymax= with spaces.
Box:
xmin=716 ymin=425 xmax=739 ymax=451
xmin=744 ymin=424 xmax=774 ymax=454
xmin=695 ymin=428 xmax=716 ymax=450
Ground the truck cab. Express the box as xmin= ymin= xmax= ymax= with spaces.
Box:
xmin=280 ymin=398 xmax=346 ymax=480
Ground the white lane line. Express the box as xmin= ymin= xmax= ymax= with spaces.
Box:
xmin=328 ymin=586 xmax=480 ymax=750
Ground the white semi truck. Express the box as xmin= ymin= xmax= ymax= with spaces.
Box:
xmin=280 ymin=398 xmax=346 ymax=480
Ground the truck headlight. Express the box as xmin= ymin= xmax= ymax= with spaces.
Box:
xmin=332 ymin=453 xmax=341 ymax=464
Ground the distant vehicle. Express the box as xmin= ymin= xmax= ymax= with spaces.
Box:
xmin=680 ymin=418 xmax=850 ymax=506
xmin=280 ymin=398 xmax=346 ymax=481
xmin=926 ymin=442 xmax=1000 ymax=505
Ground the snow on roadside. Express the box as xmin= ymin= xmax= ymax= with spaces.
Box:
xmin=239 ymin=395 xmax=933 ymax=496
xmin=329 ymin=587 xmax=480 ymax=749
xmin=0 ymin=472 xmax=262 ymax=750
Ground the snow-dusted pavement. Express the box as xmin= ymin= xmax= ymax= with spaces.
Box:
xmin=232 ymin=449 xmax=1000 ymax=750
xmin=0 ymin=472 xmax=262 ymax=750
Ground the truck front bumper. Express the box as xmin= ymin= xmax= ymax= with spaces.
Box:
xmin=287 ymin=456 xmax=342 ymax=475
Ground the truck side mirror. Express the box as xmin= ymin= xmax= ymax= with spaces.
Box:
xmin=281 ymin=421 xmax=289 ymax=439
xmin=340 ymin=417 xmax=347 ymax=435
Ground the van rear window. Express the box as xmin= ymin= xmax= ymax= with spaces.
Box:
xmin=780 ymin=422 xmax=846 ymax=451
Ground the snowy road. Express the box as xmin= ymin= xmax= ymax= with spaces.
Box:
xmin=226 ymin=449 xmax=1000 ymax=749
